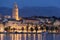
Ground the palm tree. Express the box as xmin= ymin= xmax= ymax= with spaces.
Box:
xmin=8 ymin=26 xmax=11 ymax=32
xmin=21 ymin=27 xmax=24 ymax=32
xmin=26 ymin=24 xmax=29 ymax=32
xmin=35 ymin=25 xmax=38 ymax=40
xmin=54 ymin=27 xmax=58 ymax=32
xmin=35 ymin=25 xmax=38 ymax=33
xmin=45 ymin=26 xmax=49 ymax=32
xmin=30 ymin=27 xmax=34 ymax=40
xmin=40 ymin=27 xmax=44 ymax=40
xmin=50 ymin=27 xmax=54 ymax=33
xmin=40 ymin=27 xmax=44 ymax=32
xmin=4 ymin=27 xmax=8 ymax=32
xmin=12 ymin=28 xmax=16 ymax=32
xmin=4 ymin=26 xmax=11 ymax=32
xmin=30 ymin=27 xmax=34 ymax=32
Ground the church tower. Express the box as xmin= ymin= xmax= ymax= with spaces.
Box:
xmin=12 ymin=2 xmax=19 ymax=20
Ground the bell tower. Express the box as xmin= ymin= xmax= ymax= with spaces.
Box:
xmin=12 ymin=2 xmax=19 ymax=20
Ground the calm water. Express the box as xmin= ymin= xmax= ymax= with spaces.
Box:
xmin=0 ymin=33 xmax=60 ymax=40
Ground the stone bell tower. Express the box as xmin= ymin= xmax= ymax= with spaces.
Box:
xmin=12 ymin=2 xmax=19 ymax=20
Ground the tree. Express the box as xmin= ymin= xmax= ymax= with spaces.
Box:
xmin=40 ymin=27 xmax=44 ymax=32
xmin=35 ymin=25 xmax=38 ymax=33
xmin=35 ymin=25 xmax=38 ymax=40
xmin=50 ymin=27 xmax=54 ymax=32
xmin=26 ymin=23 xmax=29 ymax=40
xmin=55 ymin=27 xmax=58 ymax=32
xmin=12 ymin=28 xmax=16 ymax=32
xmin=4 ymin=27 xmax=8 ymax=31
xmin=21 ymin=27 xmax=24 ymax=32
xmin=46 ymin=26 xmax=49 ymax=32
xmin=4 ymin=26 xmax=11 ymax=32
xmin=52 ymin=16 xmax=57 ymax=19
xmin=12 ymin=28 xmax=16 ymax=30
xmin=30 ymin=27 xmax=34 ymax=32
xmin=8 ymin=26 xmax=11 ymax=30
xmin=30 ymin=27 xmax=34 ymax=40
xmin=26 ymin=24 xmax=29 ymax=32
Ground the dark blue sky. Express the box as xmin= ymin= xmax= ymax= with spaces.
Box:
xmin=0 ymin=0 xmax=60 ymax=8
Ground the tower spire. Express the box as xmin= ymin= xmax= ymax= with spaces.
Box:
xmin=14 ymin=2 xmax=18 ymax=8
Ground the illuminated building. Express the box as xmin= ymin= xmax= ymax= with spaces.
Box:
xmin=12 ymin=2 xmax=19 ymax=20
xmin=23 ymin=18 xmax=40 ymax=24
xmin=4 ymin=15 xmax=11 ymax=19
xmin=53 ymin=20 xmax=60 ymax=26
xmin=0 ymin=21 xmax=4 ymax=32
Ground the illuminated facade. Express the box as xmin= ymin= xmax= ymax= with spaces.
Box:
xmin=12 ymin=2 xmax=19 ymax=20
xmin=5 ymin=20 xmax=40 ymax=32
xmin=0 ymin=22 xmax=4 ymax=32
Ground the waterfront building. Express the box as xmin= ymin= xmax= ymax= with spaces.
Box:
xmin=53 ymin=20 xmax=60 ymax=26
xmin=23 ymin=18 xmax=40 ymax=24
xmin=0 ymin=20 xmax=4 ymax=32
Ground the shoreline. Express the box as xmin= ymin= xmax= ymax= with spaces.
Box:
xmin=0 ymin=32 xmax=60 ymax=34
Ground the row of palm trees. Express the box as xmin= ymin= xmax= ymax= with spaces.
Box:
xmin=4 ymin=25 xmax=59 ymax=33
xmin=26 ymin=24 xmax=59 ymax=33
xmin=30 ymin=26 xmax=58 ymax=33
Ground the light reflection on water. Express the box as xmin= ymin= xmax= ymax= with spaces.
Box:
xmin=0 ymin=33 xmax=60 ymax=40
